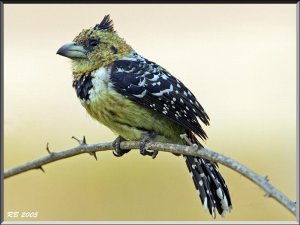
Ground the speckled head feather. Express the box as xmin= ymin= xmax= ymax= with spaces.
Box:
xmin=95 ymin=15 xmax=114 ymax=32
xmin=69 ymin=15 xmax=132 ymax=78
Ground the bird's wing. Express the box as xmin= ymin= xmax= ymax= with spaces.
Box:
xmin=110 ymin=59 xmax=210 ymax=140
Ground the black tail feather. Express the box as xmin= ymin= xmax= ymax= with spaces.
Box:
xmin=183 ymin=131 xmax=232 ymax=218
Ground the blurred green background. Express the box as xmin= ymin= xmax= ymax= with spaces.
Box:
xmin=4 ymin=4 xmax=297 ymax=222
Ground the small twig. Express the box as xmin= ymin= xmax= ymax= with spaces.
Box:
xmin=180 ymin=133 xmax=201 ymax=150
xmin=180 ymin=133 xmax=193 ymax=146
xmin=3 ymin=140 xmax=296 ymax=216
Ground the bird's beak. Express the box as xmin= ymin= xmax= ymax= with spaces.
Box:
xmin=56 ymin=42 xmax=87 ymax=59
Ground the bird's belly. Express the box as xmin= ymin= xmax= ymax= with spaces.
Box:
xmin=83 ymin=89 xmax=185 ymax=143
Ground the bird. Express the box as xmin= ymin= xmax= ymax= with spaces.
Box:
xmin=57 ymin=15 xmax=232 ymax=218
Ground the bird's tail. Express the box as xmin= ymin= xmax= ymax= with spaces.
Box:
xmin=183 ymin=131 xmax=232 ymax=218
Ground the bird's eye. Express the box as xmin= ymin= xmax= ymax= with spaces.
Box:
xmin=87 ymin=38 xmax=100 ymax=48
xmin=89 ymin=39 xmax=99 ymax=46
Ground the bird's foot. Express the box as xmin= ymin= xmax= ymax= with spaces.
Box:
xmin=112 ymin=135 xmax=131 ymax=157
xmin=140 ymin=132 xmax=158 ymax=159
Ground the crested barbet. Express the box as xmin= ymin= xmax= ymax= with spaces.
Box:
xmin=57 ymin=15 xmax=232 ymax=218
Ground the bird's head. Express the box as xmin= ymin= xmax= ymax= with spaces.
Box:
xmin=57 ymin=15 xmax=132 ymax=78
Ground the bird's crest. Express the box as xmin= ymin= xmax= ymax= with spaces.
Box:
xmin=95 ymin=15 xmax=114 ymax=32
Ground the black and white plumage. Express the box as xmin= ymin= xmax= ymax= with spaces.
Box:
xmin=110 ymin=54 xmax=210 ymax=140
xmin=73 ymin=74 xmax=93 ymax=101
xmin=184 ymin=131 xmax=232 ymax=217
xmin=109 ymin=53 xmax=232 ymax=217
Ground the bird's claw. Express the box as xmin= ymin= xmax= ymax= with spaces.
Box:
xmin=112 ymin=135 xmax=131 ymax=157
xmin=139 ymin=132 xmax=158 ymax=159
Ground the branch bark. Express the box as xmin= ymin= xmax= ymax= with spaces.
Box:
xmin=4 ymin=140 xmax=296 ymax=216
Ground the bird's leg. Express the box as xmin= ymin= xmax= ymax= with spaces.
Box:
xmin=140 ymin=131 xmax=158 ymax=159
xmin=112 ymin=135 xmax=131 ymax=157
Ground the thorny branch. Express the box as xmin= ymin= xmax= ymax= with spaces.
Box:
xmin=3 ymin=138 xmax=297 ymax=216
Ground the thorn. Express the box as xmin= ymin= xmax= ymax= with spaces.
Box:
xmin=46 ymin=142 xmax=51 ymax=154
xmin=39 ymin=166 xmax=45 ymax=173
xmin=72 ymin=136 xmax=87 ymax=146
xmin=72 ymin=136 xmax=80 ymax=144
xmin=90 ymin=152 xmax=97 ymax=160
xmin=265 ymin=176 xmax=269 ymax=182
xmin=82 ymin=136 xmax=87 ymax=145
